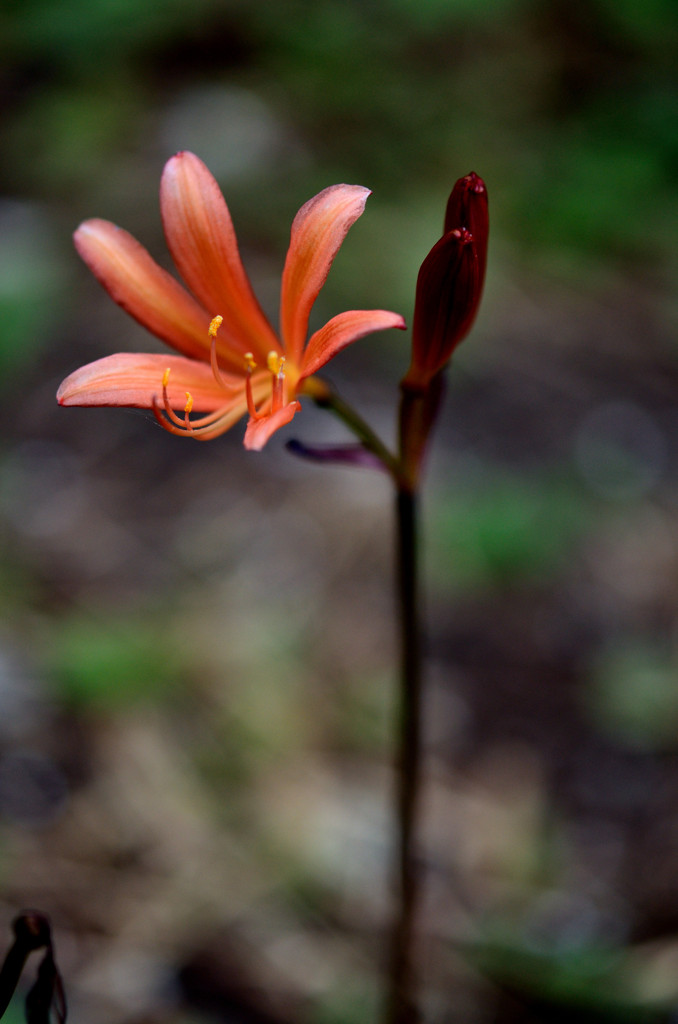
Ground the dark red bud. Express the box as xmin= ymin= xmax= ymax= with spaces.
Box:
xmin=404 ymin=173 xmax=488 ymax=389
xmin=444 ymin=171 xmax=488 ymax=286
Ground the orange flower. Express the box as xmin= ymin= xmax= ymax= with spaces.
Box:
xmin=58 ymin=151 xmax=405 ymax=450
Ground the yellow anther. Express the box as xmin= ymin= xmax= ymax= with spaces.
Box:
xmin=162 ymin=367 xmax=171 ymax=388
xmin=244 ymin=352 xmax=257 ymax=372
xmin=267 ymin=351 xmax=285 ymax=376
xmin=184 ymin=392 xmax=193 ymax=414
xmin=209 ymin=315 xmax=223 ymax=337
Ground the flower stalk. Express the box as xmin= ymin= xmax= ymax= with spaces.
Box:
xmin=382 ymin=171 xmax=488 ymax=1024
xmin=296 ymin=172 xmax=488 ymax=1023
xmin=383 ymin=481 xmax=423 ymax=1024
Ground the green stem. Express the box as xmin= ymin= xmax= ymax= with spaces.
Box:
xmin=302 ymin=377 xmax=402 ymax=481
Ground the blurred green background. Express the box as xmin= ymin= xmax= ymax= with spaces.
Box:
xmin=1 ymin=0 xmax=678 ymax=1022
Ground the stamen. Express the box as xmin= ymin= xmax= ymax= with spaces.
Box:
xmin=210 ymin=336 xmax=232 ymax=390
xmin=209 ymin=315 xmax=223 ymax=337
xmin=208 ymin=315 xmax=241 ymax=392
xmin=268 ymin=353 xmax=286 ymax=412
xmin=161 ymin=368 xmax=188 ymax=428
xmin=153 ymin=351 xmax=248 ymax=439
xmin=267 ymin=351 xmax=283 ymax=376
xmin=159 ymin=373 xmax=230 ymax=432
xmin=244 ymin=352 xmax=260 ymax=419
xmin=240 ymin=350 xmax=290 ymax=422
xmin=152 ymin=400 xmax=238 ymax=441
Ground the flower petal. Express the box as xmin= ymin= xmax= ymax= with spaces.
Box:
xmin=57 ymin=352 xmax=236 ymax=411
xmin=243 ymin=401 xmax=301 ymax=451
xmin=299 ymin=309 xmax=406 ymax=380
xmin=160 ymin=152 xmax=278 ymax=360
xmin=280 ymin=184 xmax=371 ymax=366
xmin=74 ymin=220 xmax=214 ymax=362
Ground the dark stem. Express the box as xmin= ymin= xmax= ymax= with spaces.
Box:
xmin=308 ymin=377 xmax=427 ymax=1022
xmin=383 ymin=486 xmax=423 ymax=1024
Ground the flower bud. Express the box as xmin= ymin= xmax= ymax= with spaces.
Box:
xmin=444 ymin=171 xmax=489 ymax=284
xmin=404 ymin=172 xmax=488 ymax=389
